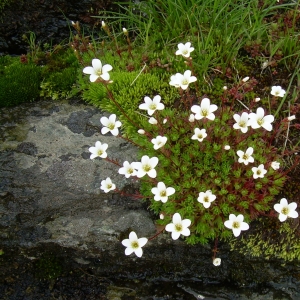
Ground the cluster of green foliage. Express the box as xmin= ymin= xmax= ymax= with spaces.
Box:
xmin=0 ymin=0 xmax=14 ymax=17
xmin=0 ymin=57 xmax=41 ymax=107
xmin=230 ymin=217 xmax=300 ymax=261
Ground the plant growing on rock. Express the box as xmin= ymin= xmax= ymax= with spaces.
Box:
xmin=83 ymin=42 xmax=299 ymax=261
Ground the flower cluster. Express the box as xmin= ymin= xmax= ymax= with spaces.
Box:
xmin=83 ymin=43 xmax=298 ymax=260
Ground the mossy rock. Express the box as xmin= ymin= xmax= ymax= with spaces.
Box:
xmin=0 ymin=58 xmax=41 ymax=107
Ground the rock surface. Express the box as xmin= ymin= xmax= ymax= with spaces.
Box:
xmin=0 ymin=98 xmax=300 ymax=299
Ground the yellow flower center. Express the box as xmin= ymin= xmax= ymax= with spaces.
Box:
xmin=175 ymin=224 xmax=182 ymax=232
xmin=182 ymin=79 xmax=189 ymax=85
xmin=198 ymin=134 xmax=203 ymax=139
xmin=182 ymin=49 xmax=188 ymax=55
xmin=149 ymin=103 xmax=157 ymax=110
xmin=281 ymin=207 xmax=289 ymax=215
xmin=96 ymin=69 xmax=102 ymax=76
xmin=204 ymin=196 xmax=209 ymax=202
xmin=201 ymin=109 xmax=208 ymax=116
xmin=143 ymin=164 xmax=151 ymax=172
xmin=128 ymin=168 xmax=134 ymax=174
xmin=257 ymin=119 xmax=263 ymax=126
xmin=108 ymin=123 xmax=115 ymax=130
xmin=232 ymin=221 xmax=240 ymax=229
xmin=97 ymin=150 xmax=103 ymax=156
xmin=242 ymin=154 xmax=249 ymax=160
xmin=257 ymin=170 xmax=261 ymax=175
xmin=131 ymin=241 xmax=139 ymax=249
xmin=239 ymin=121 xmax=246 ymax=127
xmin=107 ymin=184 xmax=112 ymax=189
xmin=160 ymin=190 xmax=167 ymax=197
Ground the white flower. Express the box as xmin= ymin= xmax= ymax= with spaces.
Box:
xmin=83 ymin=59 xmax=112 ymax=82
xmin=139 ymin=95 xmax=165 ymax=116
xmin=189 ymin=114 xmax=195 ymax=122
xmin=237 ymin=147 xmax=254 ymax=165
xmin=118 ymin=161 xmax=137 ymax=178
xmin=191 ymin=98 xmax=218 ymax=121
xmin=271 ymin=86 xmax=286 ymax=97
xmin=197 ymin=190 xmax=216 ymax=208
xmin=224 ymin=145 xmax=230 ymax=150
xmin=89 ymin=141 xmax=108 ymax=159
xmin=100 ymin=114 xmax=122 ymax=136
xmin=100 ymin=177 xmax=116 ymax=193
xmin=151 ymin=182 xmax=175 ymax=203
xmin=175 ymin=42 xmax=194 ymax=58
xmin=148 ymin=117 xmax=158 ymax=125
xmin=248 ymin=107 xmax=274 ymax=131
xmin=121 ymin=231 xmax=148 ymax=258
xmin=132 ymin=155 xmax=158 ymax=178
xmin=191 ymin=128 xmax=207 ymax=142
xmin=274 ymin=198 xmax=298 ymax=222
xmin=151 ymin=135 xmax=168 ymax=150
xmin=233 ymin=112 xmax=251 ymax=133
xmin=251 ymin=164 xmax=267 ymax=179
xmin=213 ymin=258 xmax=221 ymax=266
xmin=242 ymin=76 xmax=249 ymax=82
xmin=138 ymin=129 xmax=145 ymax=134
xmin=271 ymin=161 xmax=280 ymax=170
xmin=224 ymin=214 xmax=249 ymax=237
xmin=169 ymin=70 xmax=197 ymax=90
xmin=165 ymin=213 xmax=191 ymax=240
xmin=288 ymin=115 xmax=296 ymax=121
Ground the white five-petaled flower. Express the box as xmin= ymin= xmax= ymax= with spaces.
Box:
xmin=169 ymin=70 xmax=197 ymax=90
xmin=100 ymin=177 xmax=116 ymax=193
xmin=191 ymin=98 xmax=218 ymax=121
xmin=237 ymin=147 xmax=254 ymax=165
xmin=132 ymin=155 xmax=158 ymax=178
xmin=89 ymin=141 xmax=108 ymax=159
xmin=121 ymin=231 xmax=148 ymax=258
xmin=100 ymin=114 xmax=122 ymax=136
xmin=151 ymin=135 xmax=168 ymax=150
xmin=151 ymin=182 xmax=175 ymax=203
xmin=248 ymin=107 xmax=274 ymax=131
xmin=191 ymin=128 xmax=207 ymax=142
xmin=139 ymin=95 xmax=165 ymax=116
xmin=165 ymin=213 xmax=191 ymax=240
xmin=83 ymin=59 xmax=112 ymax=82
xmin=251 ymin=164 xmax=267 ymax=179
xmin=197 ymin=190 xmax=216 ymax=208
xmin=213 ymin=258 xmax=221 ymax=266
xmin=271 ymin=86 xmax=286 ymax=97
xmin=175 ymin=42 xmax=194 ymax=58
xmin=118 ymin=161 xmax=137 ymax=178
xmin=233 ymin=112 xmax=251 ymax=133
xmin=271 ymin=161 xmax=280 ymax=170
xmin=224 ymin=214 xmax=249 ymax=237
xmin=274 ymin=198 xmax=298 ymax=222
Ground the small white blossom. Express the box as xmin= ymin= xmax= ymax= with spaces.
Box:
xmin=100 ymin=177 xmax=116 ymax=193
xmin=132 ymin=155 xmax=158 ymax=178
xmin=83 ymin=59 xmax=112 ymax=82
xmin=242 ymin=76 xmax=249 ymax=82
xmin=169 ymin=70 xmax=197 ymax=90
xmin=101 ymin=21 xmax=106 ymax=27
xmin=138 ymin=129 xmax=145 ymax=134
xmin=160 ymin=214 xmax=165 ymax=220
xmin=121 ymin=231 xmax=148 ymax=258
xmin=139 ymin=95 xmax=165 ymax=116
xmin=252 ymin=164 xmax=267 ymax=179
xmin=118 ymin=161 xmax=137 ymax=178
xmin=255 ymin=97 xmax=261 ymax=102
xmin=224 ymin=214 xmax=249 ymax=237
xmin=271 ymin=161 xmax=280 ymax=170
xmin=191 ymin=128 xmax=207 ymax=142
xmin=248 ymin=107 xmax=274 ymax=131
xmin=165 ymin=213 xmax=191 ymax=240
xmin=233 ymin=112 xmax=251 ymax=133
xmin=175 ymin=42 xmax=194 ymax=58
xmin=122 ymin=27 xmax=127 ymax=33
xmin=151 ymin=182 xmax=175 ymax=203
xmin=213 ymin=258 xmax=221 ymax=266
xmin=288 ymin=115 xmax=296 ymax=121
xmin=274 ymin=198 xmax=298 ymax=222
xmin=271 ymin=86 xmax=286 ymax=97
xmin=89 ymin=141 xmax=108 ymax=159
xmin=223 ymin=86 xmax=228 ymax=90
xmin=151 ymin=135 xmax=168 ymax=150
xmin=237 ymin=147 xmax=254 ymax=165
xmin=224 ymin=145 xmax=230 ymax=150
xmin=189 ymin=114 xmax=195 ymax=122
xmin=163 ymin=118 xmax=168 ymax=124
xmin=148 ymin=117 xmax=158 ymax=125
xmin=100 ymin=114 xmax=122 ymax=136
xmin=191 ymin=98 xmax=218 ymax=121
xmin=197 ymin=190 xmax=216 ymax=208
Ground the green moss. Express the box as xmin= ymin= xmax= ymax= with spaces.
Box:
xmin=34 ymin=253 xmax=63 ymax=279
xmin=0 ymin=58 xmax=41 ymax=107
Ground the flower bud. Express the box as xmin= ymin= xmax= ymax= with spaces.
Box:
xmin=148 ymin=117 xmax=158 ymax=125
xmin=242 ymin=76 xmax=249 ymax=82
xmin=189 ymin=114 xmax=195 ymax=122
xmin=138 ymin=129 xmax=145 ymax=134
xmin=255 ymin=97 xmax=261 ymax=102
xmin=159 ymin=214 xmax=164 ymax=220
xmin=224 ymin=145 xmax=230 ymax=150
xmin=223 ymin=86 xmax=228 ymax=90
xmin=163 ymin=118 xmax=168 ymax=124
xmin=288 ymin=115 xmax=296 ymax=121
xmin=101 ymin=21 xmax=106 ymax=28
